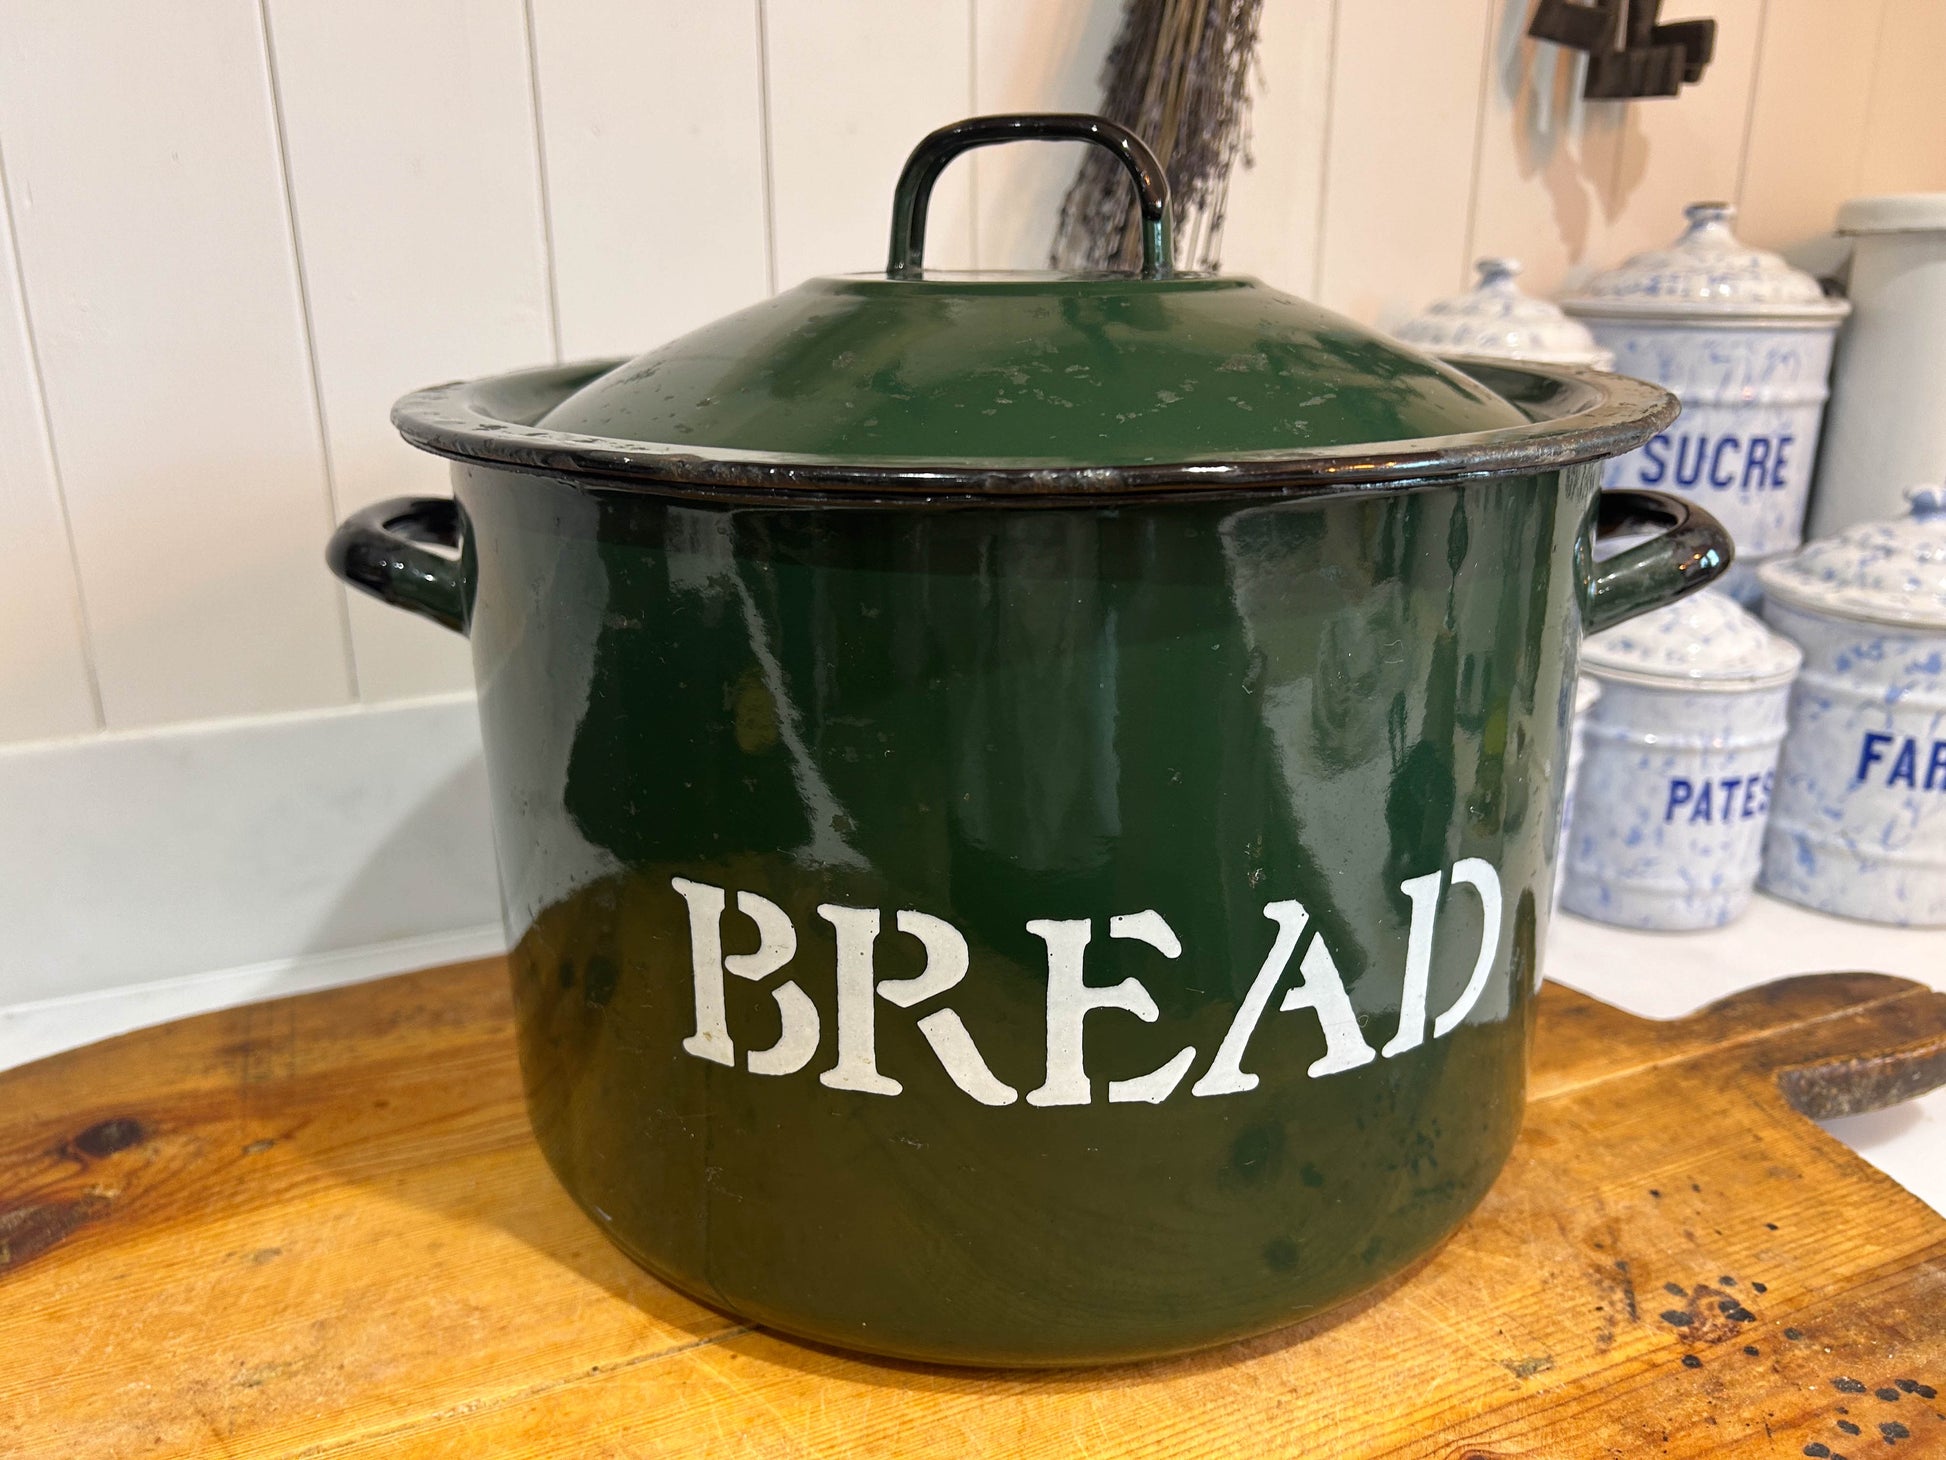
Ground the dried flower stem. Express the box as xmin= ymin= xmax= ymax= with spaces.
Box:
xmin=1052 ymin=0 xmax=1264 ymax=273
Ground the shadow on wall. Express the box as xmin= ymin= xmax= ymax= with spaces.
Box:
xmin=0 ymin=691 xmax=498 ymax=997
xmin=1499 ymin=2 xmax=1644 ymax=274
xmin=297 ymin=743 xmax=503 ymax=962
xmin=0 ymin=691 xmax=503 ymax=1071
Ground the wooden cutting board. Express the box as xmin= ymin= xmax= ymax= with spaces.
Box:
xmin=4 ymin=960 xmax=1945 ymax=1459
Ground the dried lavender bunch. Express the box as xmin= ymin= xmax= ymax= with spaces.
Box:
xmin=1052 ymin=0 xmax=1264 ymax=273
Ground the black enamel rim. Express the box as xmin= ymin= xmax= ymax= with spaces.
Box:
xmin=391 ymin=356 xmax=1677 ymax=507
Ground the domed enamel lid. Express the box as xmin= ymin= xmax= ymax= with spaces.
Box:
xmin=1396 ymin=258 xmax=1613 ymax=367
xmin=1757 ymin=484 xmax=1946 ymax=630
xmin=1563 ymin=203 xmax=1849 ymax=324
xmin=392 ymin=114 xmax=1675 ymax=500
xmin=1580 ymin=585 xmax=1802 ymax=690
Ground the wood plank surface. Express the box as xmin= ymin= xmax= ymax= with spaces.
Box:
xmin=3 ymin=961 xmax=1944 ymax=1458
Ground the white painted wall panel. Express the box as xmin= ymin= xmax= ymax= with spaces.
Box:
xmin=532 ymin=0 xmax=772 ymax=359
xmin=0 ymin=149 xmax=96 ymax=742
xmin=1590 ymin=0 xmax=1765 ymax=270
xmin=1737 ymin=0 xmax=1888 ymax=253
xmin=0 ymin=0 xmax=350 ymax=728
xmin=266 ymin=0 xmax=553 ymax=704
xmin=970 ymin=0 xmax=1121 ymax=271
xmin=1220 ymin=0 xmax=1336 ymax=294
xmin=6 ymin=0 xmax=1946 ymax=1130
xmin=1466 ymin=0 xmax=1628 ymax=298
xmin=1857 ymin=0 xmax=1946 ymax=196
xmin=0 ymin=695 xmax=498 ymax=1006
xmin=764 ymin=0 xmax=976 ymax=284
xmin=1317 ymin=0 xmax=1496 ymax=326
xmin=1467 ymin=0 xmax=1765 ymax=297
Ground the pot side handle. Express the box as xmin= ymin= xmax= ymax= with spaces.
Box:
xmin=325 ymin=497 xmax=468 ymax=635
xmin=1581 ymin=488 xmax=1733 ymax=635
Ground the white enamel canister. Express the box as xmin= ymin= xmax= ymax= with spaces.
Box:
xmin=1554 ymin=674 xmax=1602 ymax=909
xmin=1396 ymin=258 xmax=1614 ymax=368
xmin=1565 ymin=204 xmax=1848 ymax=601
xmin=1810 ymin=194 xmax=1946 ymax=538
xmin=1563 ymin=588 xmax=1802 ymax=930
xmin=1758 ymin=485 xmax=1946 ymax=924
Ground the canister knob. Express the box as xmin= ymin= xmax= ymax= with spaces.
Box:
xmin=1907 ymin=483 xmax=1946 ymax=521
xmin=1682 ymin=201 xmax=1737 ymax=234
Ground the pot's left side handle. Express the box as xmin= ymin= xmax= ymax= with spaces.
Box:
xmin=326 ymin=497 xmax=469 ymax=635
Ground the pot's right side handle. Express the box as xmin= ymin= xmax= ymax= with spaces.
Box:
xmin=1581 ymin=488 xmax=1733 ymax=635
xmin=326 ymin=497 xmax=469 ymax=634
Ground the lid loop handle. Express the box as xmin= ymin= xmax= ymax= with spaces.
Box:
xmin=887 ymin=113 xmax=1174 ymax=281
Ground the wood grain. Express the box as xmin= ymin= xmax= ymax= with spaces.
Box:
xmin=3 ymin=961 xmax=1944 ymax=1457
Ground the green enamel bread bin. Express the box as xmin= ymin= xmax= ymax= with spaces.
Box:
xmin=328 ymin=114 xmax=1725 ymax=1365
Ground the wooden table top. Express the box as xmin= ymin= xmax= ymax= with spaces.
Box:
xmin=4 ymin=958 xmax=1945 ymax=1457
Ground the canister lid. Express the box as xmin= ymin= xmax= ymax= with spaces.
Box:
xmin=1837 ymin=193 xmax=1946 ymax=236
xmin=1756 ymin=484 xmax=1946 ymax=630
xmin=1580 ymin=585 xmax=1803 ymax=690
xmin=1563 ymin=203 xmax=1848 ymax=324
xmin=1395 ymin=258 xmax=1614 ymax=368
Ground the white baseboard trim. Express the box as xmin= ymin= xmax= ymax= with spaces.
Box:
xmin=0 ymin=921 xmax=508 ymax=1072
xmin=1 ymin=691 xmax=505 ymax=1021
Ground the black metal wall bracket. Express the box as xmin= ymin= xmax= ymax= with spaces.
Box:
xmin=1529 ymin=0 xmax=1716 ymax=99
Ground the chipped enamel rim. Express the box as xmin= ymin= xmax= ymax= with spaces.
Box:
xmin=393 ymin=356 xmax=1677 ymax=505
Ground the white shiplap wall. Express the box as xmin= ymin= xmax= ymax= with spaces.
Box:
xmin=265 ymin=0 xmax=555 ymax=703
xmin=3 ymin=0 xmax=1943 ymax=743
xmin=0 ymin=0 xmax=1943 ymax=1030
xmin=0 ymin=2 xmax=350 ymax=731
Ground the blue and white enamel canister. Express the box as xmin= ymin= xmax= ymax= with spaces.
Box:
xmin=1397 ymin=258 xmax=1614 ymax=368
xmin=1758 ymin=485 xmax=1946 ymax=925
xmin=1563 ymin=588 xmax=1802 ymax=930
xmin=1565 ymin=204 xmax=1848 ymax=601
xmin=1554 ymin=675 xmax=1602 ymax=909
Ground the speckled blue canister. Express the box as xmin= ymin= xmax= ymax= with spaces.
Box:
xmin=1564 ymin=204 xmax=1848 ymax=606
xmin=1555 ymin=675 xmax=1601 ymax=910
xmin=1397 ymin=258 xmax=1613 ymax=369
xmin=1563 ymin=589 xmax=1802 ymax=929
xmin=1758 ymin=486 xmax=1946 ymax=925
